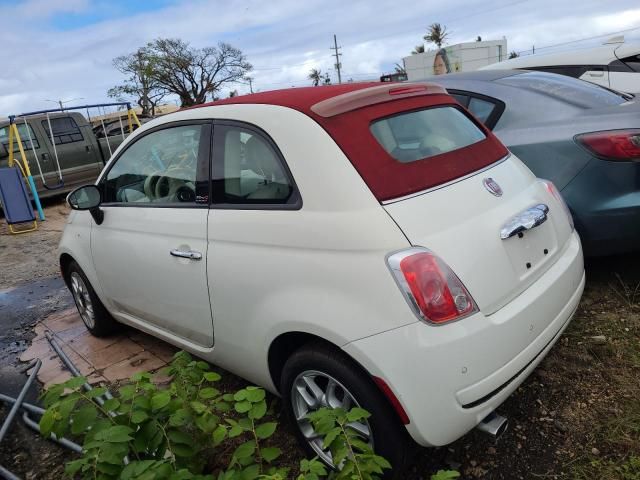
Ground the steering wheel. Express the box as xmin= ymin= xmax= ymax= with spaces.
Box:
xmin=154 ymin=168 xmax=195 ymax=202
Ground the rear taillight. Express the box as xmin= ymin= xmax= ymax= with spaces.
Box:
xmin=576 ymin=129 xmax=640 ymax=161
xmin=387 ymin=248 xmax=478 ymax=325
xmin=539 ymin=179 xmax=574 ymax=231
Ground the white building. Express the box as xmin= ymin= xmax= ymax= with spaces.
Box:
xmin=403 ymin=39 xmax=508 ymax=81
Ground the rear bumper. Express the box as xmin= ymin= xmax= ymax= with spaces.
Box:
xmin=344 ymin=232 xmax=584 ymax=447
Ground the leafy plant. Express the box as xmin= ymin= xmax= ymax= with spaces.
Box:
xmin=39 ymin=351 xmax=425 ymax=480
xmin=431 ymin=470 xmax=460 ymax=480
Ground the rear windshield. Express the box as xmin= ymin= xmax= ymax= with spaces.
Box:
xmin=312 ymin=95 xmax=509 ymax=201
xmin=497 ymin=71 xmax=627 ymax=108
xmin=370 ymin=106 xmax=486 ymax=163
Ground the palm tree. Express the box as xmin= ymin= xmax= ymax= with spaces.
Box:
xmin=424 ymin=23 xmax=450 ymax=48
xmin=308 ymin=68 xmax=322 ymax=87
xmin=411 ymin=44 xmax=425 ymax=55
xmin=394 ymin=63 xmax=406 ymax=74
xmin=508 ymin=51 xmax=520 ymax=59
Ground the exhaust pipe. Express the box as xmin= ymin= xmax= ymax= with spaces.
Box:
xmin=476 ymin=411 xmax=508 ymax=438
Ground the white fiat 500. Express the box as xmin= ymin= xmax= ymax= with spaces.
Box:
xmin=59 ymin=82 xmax=584 ymax=471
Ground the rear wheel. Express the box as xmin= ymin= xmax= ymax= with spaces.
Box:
xmin=66 ymin=260 xmax=119 ymax=337
xmin=280 ymin=343 xmax=412 ymax=477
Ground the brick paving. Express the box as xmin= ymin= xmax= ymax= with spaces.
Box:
xmin=20 ymin=308 xmax=177 ymax=389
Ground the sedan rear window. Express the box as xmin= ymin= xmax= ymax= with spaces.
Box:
xmin=370 ymin=106 xmax=486 ymax=163
xmin=497 ymin=71 xmax=627 ymax=108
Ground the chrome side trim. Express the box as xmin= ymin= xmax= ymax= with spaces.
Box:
xmin=381 ymin=154 xmax=510 ymax=205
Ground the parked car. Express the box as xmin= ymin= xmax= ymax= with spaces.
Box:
xmin=59 ymin=82 xmax=584 ymax=473
xmin=483 ymin=38 xmax=640 ymax=95
xmin=426 ymin=69 xmax=640 ymax=256
xmin=0 ymin=112 xmax=126 ymax=199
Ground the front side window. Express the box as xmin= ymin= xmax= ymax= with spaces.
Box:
xmin=0 ymin=123 xmax=40 ymax=153
xmin=103 ymin=124 xmax=204 ymax=205
xmin=370 ymin=106 xmax=486 ymax=163
xmin=41 ymin=116 xmax=84 ymax=145
xmin=213 ymin=125 xmax=295 ymax=205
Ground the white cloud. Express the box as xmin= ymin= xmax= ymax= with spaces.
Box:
xmin=0 ymin=0 xmax=638 ymax=112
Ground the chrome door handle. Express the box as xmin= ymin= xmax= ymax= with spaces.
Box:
xmin=500 ymin=204 xmax=549 ymax=239
xmin=170 ymin=249 xmax=202 ymax=260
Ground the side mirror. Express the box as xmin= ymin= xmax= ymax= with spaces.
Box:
xmin=67 ymin=185 xmax=104 ymax=224
xmin=67 ymin=185 xmax=102 ymax=210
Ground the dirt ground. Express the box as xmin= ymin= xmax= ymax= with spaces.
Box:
xmin=0 ymin=198 xmax=639 ymax=479
xmin=0 ymin=200 xmax=70 ymax=289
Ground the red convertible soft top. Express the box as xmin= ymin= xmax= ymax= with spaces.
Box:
xmin=197 ymin=83 xmax=508 ymax=201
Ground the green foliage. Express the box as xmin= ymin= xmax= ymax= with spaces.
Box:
xmin=430 ymin=470 xmax=460 ymax=480
xmin=41 ymin=351 xmax=440 ymax=480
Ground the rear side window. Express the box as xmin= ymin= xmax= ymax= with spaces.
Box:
xmin=370 ymin=106 xmax=485 ymax=163
xmin=41 ymin=117 xmax=84 ymax=145
xmin=0 ymin=123 xmax=40 ymax=153
xmin=468 ymin=97 xmax=496 ymax=123
xmin=211 ymin=123 xmax=299 ymax=208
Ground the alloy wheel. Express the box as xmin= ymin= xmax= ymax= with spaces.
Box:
xmin=291 ymin=370 xmax=373 ymax=465
xmin=70 ymin=272 xmax=96 ymax=329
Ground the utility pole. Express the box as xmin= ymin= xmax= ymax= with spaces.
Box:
xmin=330 ymin=34 xmax=342 ymax=84
xmin=45 ymin=98 xmax=84 ymax=111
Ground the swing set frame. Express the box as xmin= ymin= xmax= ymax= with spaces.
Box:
xmin=5 ymin=102 xmax=141 ymax=225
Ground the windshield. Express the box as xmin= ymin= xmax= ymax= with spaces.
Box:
xmin=497 ymin=71 xmax=628 ymax=108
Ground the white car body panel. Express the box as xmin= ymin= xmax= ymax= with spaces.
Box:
xmin=59 ymin=99 xmax=585 ymax=448
xmin=384 ymin=156 xmax=572 ymax=315
xmin=91 ymin=207 xmax=213 ymax=347
xmin=483 ymin=42 xmax=640 ymax=94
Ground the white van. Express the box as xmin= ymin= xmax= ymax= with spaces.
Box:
xmin=483 ymin=38 xmax=640 ymax=95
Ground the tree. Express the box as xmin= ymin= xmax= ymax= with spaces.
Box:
xmin=323 ymin=72 xmax=331 ymax=85
xmin=476 ymin=36 xmax=482 ymax=42
xmin=308 ymin=68 xmax=322 ymax=86
xmin=509 ymin=51 xmax=520 ymax=59
xmin=394 ymin=63 xmax=406 ymax=74
xmin=424 ymin=23 xmax=450 ymax=48
xmin=411 ymin=44 xmax=425 ymax=55
xmin=108 ymin=47 xmax=165 ymax=116
xmin=147 ymin=38 xmax=252 ymax=107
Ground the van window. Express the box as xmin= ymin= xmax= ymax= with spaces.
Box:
xmin=0 ymin=123 xmax=40 ymax=153
xmin=498 ymin=71 xmax=627 ymax=108
xmin=41 ymin=117 xmax=84 ymax=145
xmin=370 ymin=106 xmax=486 ymax=163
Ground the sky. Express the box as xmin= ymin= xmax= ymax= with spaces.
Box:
xmin=0 ymin=0 xmax=638 ymax=114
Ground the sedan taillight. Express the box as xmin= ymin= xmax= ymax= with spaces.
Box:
xmin=575 ymin=129 xmax=640 ymax=161
xmin=387 ymin=248 xmax=478 ymax=325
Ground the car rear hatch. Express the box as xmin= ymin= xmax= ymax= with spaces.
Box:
xmin=310 ymin=82 xmax=574 ymax=315
xmin=383 ymin=158 xmax=573 ymax=314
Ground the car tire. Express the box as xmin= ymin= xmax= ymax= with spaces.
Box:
xmin=280 ymin=343 xmax=412 ymax=477
xmin=65 ymin=260 xmax=120 ymax=337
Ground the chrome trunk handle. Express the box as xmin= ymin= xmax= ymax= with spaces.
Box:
xmin=170 ymin=249 xmax=202 ymax=260
xmin=500 ymin=204 xmax=549 ymax=240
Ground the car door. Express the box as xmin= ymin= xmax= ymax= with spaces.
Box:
xmin=91 ymin=121 xmax=214 ymax=347
xmin=40 ymin=113 xmax=103 ymax=188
